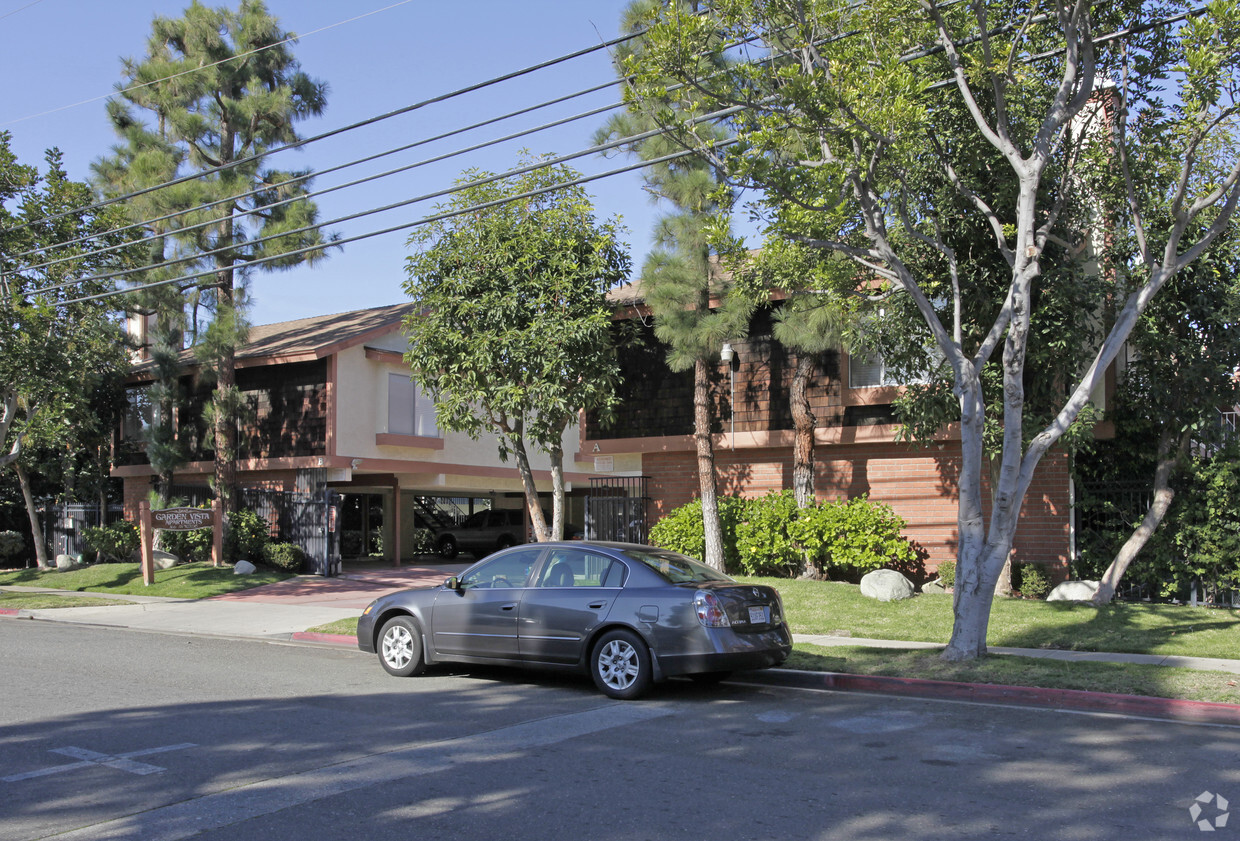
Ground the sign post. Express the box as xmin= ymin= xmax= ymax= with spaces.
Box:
xmin=139 ymin=503 xmax=223 ymax=586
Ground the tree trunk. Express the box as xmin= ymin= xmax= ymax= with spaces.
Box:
xmin=1094 ymin=427 xmax=1186 ymax=604
xmin=988 ymin=457 xmax=1013 ymax=597
xmin=506 ymin=422 xmax=549 ymax=542
xmin=695 ymin=357 xmax=725 ymax=571
xmin=548 ymin=437 xmax=566 ymax=541
xmin=790 ymin=354 xmax=816 ymax=509
xmin=15 ymin=462 xmax=48 ymax=569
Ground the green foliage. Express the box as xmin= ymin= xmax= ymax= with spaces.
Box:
xmin=1015 ymin=564 xmax=1051 ymax=600
xmin=648 ymin=496 xmax=747 ymax=572
xmin=791 ymin=495 xmax=919 ymax=581
xmin=651 ymin=492 xmax=918 ymax=579
xmin=408 ymin=527 xmax=435 ymax=556
xmin=83 ymin=521 xmax=140 ymax=563
xmin=225 ymin=509 xmax=271 ymax=563
xmin=734 ymin=490 xmax=803 ymax=576
xmin=159 ymin=524 xmax=213 ymax=563
xmin=0 ymin=530 xmax=22 ymax=564
xmin=261 ymin=542 xmax=305 ymax=572
xmin=937 ymin=560 xmax=956 ymax=589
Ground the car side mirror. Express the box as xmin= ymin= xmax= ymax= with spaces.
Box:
xmin=444 ymin=576 xmax=461 ymax=591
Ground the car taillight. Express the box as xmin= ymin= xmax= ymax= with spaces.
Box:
xmin=695 ymin=591 xmax=730 ymax=628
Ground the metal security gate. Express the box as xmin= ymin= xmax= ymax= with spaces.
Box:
xmin=586 ymin=476 xmax=650 ymax=544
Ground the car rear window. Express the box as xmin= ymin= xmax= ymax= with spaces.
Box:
xmin=622 ymin=548 xmax=734 ymax=584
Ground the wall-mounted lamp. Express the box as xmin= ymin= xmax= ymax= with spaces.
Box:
xmin=720 ymin=342 xmax=735 ymax=363
xmin=350 ymin=458 xmax=363 ymax=470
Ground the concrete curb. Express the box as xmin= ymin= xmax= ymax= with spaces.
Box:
xmin=291 ymin=631 xmax=355 ymax=646
xmin=737 ymin=668 xmax=1240 ymax=725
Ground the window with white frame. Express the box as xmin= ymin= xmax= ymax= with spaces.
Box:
xmin=848 ymin=353 xmax=899 ymax=388
xmin=387 ymin=373 xmax=439 ymax=437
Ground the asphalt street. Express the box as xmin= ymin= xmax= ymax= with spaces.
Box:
xmin=3 ymin=620 xmax=1238 ymax=840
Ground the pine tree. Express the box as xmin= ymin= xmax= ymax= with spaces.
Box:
xmin=98 ymin=0 xmax=335 ymax=513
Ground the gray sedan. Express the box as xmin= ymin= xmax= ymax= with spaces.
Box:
xmin=356 ymin=541 xmax=792 ymax=699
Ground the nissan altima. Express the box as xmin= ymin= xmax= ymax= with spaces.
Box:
xmin=356 ymin=541 xmax=792 ymax=699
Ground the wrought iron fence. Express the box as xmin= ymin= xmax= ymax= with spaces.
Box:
xmin=586 ymin=476 xmax=650 ymax=543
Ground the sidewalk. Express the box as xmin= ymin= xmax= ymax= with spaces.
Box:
xmin=4 ymin=570 xmax=1240 ymax=724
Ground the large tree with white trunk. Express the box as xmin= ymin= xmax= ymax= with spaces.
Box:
xmin=628 ymin=0 xmax=1240 ymax=659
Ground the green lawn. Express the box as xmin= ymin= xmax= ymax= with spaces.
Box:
xmin=0 ymin=592 xmax=134 ymax=609
xmin=0 ymin=562 xmax=292 ymax=600
xmin=743 ymin=576 xmax=1240 ymax=661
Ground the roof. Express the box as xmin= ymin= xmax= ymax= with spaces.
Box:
xmin=131 ymin=302 xmax=417 ymax=374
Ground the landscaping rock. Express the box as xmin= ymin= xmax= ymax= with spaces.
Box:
xmin=153 ymin=551 xmax=181 ymax=570
xmin=234 ymin=560 xmax=257 ymax=575
xmin=1047 ymin=580 xmax=1100 ymax=602
xmin=921 ymin=578 xmax=947 ymax=595
xmin=860 ymin=569 xmax=915 ymax=601
xmin=55 ymin=554 xmax=84 ymax=571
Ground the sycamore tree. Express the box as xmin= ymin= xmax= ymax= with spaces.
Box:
xmin=0 ymin=134 xmax=132 ymax=567
xmin=630 ymin=0 xmax=1240 ymax=659
xmin=97 ymin=0 xmax=335 ymax=514
xmin=403 ymin=157 xmax=630 ymax=541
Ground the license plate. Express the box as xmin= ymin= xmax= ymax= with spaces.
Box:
xmin=748 ymin=605 xmax=769 ymax=625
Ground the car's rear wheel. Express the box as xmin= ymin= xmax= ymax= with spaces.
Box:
xmin=378 ymin=616 xmax=426 ymax=677
xmin=590 ymin=629 xmax=652 ymax=700
xmin=437 ymin=535 xmax=458 ymax=559
xmin=495 ymin=535 xmax=516 ymax=551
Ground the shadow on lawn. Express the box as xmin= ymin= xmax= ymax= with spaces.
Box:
xmin=990 ymin=599 xmax=1240 ymax=655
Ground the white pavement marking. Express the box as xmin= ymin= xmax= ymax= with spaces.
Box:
xmin=42 ymin=704 xmax=672 ymax=841
xmin=3 ymin=743 xmax=197 ymax=782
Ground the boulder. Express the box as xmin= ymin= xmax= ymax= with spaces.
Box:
xmin=921 ymin=578 xmax=947 ymax=595
xmin=860 ymin=569 xmax=916 ymax=602
xmin=152 ymin=551 xmax=181 ymax=570
xmin=1047 ymin=580 xmax=1100 ymax=602
xmin=55 ymin=554 xmax=83 ymax=571
xmin=234 ymin=560 xmax=257 ymax=575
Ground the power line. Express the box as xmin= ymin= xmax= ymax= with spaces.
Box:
xmin=1 ymin=0 xmax=418 ymax=127
xmin=36 ymin=103 xmax=745 ymax=295
xmin=61 ymin=142 xmax=736 ymax=306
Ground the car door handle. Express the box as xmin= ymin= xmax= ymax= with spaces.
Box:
xmin=588 ymin=601 xmax=607 ymax=609
xmin=501 ymin=603 xmax=518 ymax=611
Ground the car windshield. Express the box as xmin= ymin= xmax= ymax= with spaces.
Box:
xmin=623 ymin=548 xmax=734 ymax=584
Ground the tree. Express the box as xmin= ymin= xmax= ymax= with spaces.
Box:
xmin=98 ymin=0 xmax=334 ymax=514
xmin=402 ymin=157 xmax=630 ymax=540
xmin=598 ymin=0 xmax=752 ymax=571
xmin=1091 ymin=224 xmax=1240 ymax=603
xmin=629 ymin=0 xmax=1240 ymax=658
xmin=0 ymin=134 xmax=132 ymax=567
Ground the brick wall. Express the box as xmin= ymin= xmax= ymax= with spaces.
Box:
xmin=643 ymin=441 xmax=1070 ymax=577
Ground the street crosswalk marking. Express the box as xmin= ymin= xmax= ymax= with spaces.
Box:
xmin=3 ymin=743 xmax=197 ymax=782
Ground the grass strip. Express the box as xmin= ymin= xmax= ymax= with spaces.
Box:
xmin=0 ymin=592 xmax=135 ymax=609
xmin=0 ymin=562 xmax=292 ymax=600
xmin=785 ymin=644 xmax=1240 ymax=705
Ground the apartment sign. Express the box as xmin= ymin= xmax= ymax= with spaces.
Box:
xmin=152 ymin=507 xmax=215 ymax=531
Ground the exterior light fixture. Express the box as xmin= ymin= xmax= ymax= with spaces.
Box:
xmin=720 ymin=342 xmax=735 ymax=363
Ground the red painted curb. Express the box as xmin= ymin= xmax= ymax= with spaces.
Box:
xmin=0 ymin=608 xmax=19 ymax=616
xmin=290 ymin=631 xmax=355 ymax=646
xmin=750 ymin=669 xmax=1240 ymax=725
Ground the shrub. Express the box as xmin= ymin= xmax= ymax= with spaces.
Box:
xmin=1016 ymin=563 xmax=1051 ymax=599
xmin=0 ymin=530 xmax=24 ymax=565
xmin=225 ymin=509 xmax=271 ymax=563
xmin=936 ymin=560 xmax=956 ymax=588
xmin=648 ymin=496 xmax=748 ymax=572
xmin=734 ymin=490 xmax=805 ymax=576
xmin=790 ymin=495 xmax=917 ymax=581
xmin=261 ymin=542 xmax=305 ymax=572
xmin=159 ymin=524 xmax=213 ymax=563
xmin=408 ymin=527 xmax=435 ymax=556
xmin=83 ymin=521 xmax=140 ymax=563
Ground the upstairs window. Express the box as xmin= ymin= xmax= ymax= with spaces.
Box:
xmin=387 ymin=373 xmax=439 ymax=437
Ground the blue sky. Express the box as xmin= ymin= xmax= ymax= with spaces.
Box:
xmin=0 ymin=0 xmax=712 ymax=326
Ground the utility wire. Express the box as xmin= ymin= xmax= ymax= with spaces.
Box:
xmin=0 ymin=25 xmax=642 ymax=235
xmin=36 ymin=103 xmax=746 ymax=295
xmin=61 ymin=141 xmax=736 ymax=306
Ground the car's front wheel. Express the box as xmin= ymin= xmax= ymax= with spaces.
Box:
xmin=378 ymin=616 xmax=426 ymax=677
xmin=437 ymin=535 xmax=458 ymax=559
xmin=590 ymin=629 xmax=652 ymax=700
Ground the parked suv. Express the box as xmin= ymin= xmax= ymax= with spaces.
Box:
xmin=435 ymin=509 xmax=527 ymax=559
xmin=435 ymin=508 xmax=583 ymax=558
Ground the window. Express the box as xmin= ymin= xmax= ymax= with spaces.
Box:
xmin=460 ymin=548 xmax=541 ymax=589
xmin=387 ymin=373 xmax=438 ymax=437
xmin=848 ymin=352 xmax=900 ymax=388
xmin=535 ymin=548 xmax=625 ymax=588
xmin=122 ymin=387 xmax=154 ymax=440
